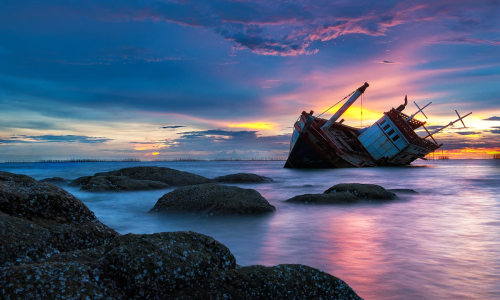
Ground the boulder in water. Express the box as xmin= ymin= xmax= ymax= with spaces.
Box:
xmin=285 ymin=192 xmax=359 ymax=204
xmin=324 ymin=183 xmax=397 ymax=200
xmin=94 ymin=166 xmax=215 ymax=186
xmin=74 ymin=175 xmax=169 ymax=191
xmin=150 ymin=183 xmax=275 ymax=216
xmin=213 ymin=173 xmax=273 ymax=183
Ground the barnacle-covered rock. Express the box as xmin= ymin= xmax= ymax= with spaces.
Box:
xmin=0 ymin=171 xmax=118 ymax=266
xmin=150 ymin=183 xmax=276 ymax=216
xmin=324 ymin=183 xmax=397 ymax=200
xmin=285 ymin=192 xmax=359 ymax=204
xmin=94 ymin=166 xmax=214 ymax=186
xmin=100 ymin=231 xmax=236 ymax=299
xmin=213 ymin=173 xmax=273 ymax=183
xmin=173 ymin=264 xmax=363 ymax=300
xmin=0 ymin=261 xmax=123 ymax=299
xmin=70 ymin=175 xmax=169 ymax=192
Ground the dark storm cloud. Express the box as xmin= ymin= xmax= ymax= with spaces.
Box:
xmin=438 ymin=36 xmax=500 ymax=46
xmin=6 ymin=0 xmax=498 ymax=56
xmin=456 ymin=131 xmax=481 ymax=135
xmin=484 ymin=116 xmax=500 ymax=121
xmin=161 ymin=126 xmax=186 ymax=129
xmin=0 ymin=135 xmax=112 ymax=144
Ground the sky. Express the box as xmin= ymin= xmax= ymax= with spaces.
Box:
xmin=0 ymin=0 xmax=499 ymax=161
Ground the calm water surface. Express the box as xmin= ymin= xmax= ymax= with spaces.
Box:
xmin=1 ymin=160 xmax=499 ymax=299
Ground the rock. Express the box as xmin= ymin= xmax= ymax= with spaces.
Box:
xmin=0 ymin=171 xmax=119 ymax=266
xmin=74 ymin=175 xmax=169 ymax=191
xmin=285 ymin=192 xmax=359 ymax=204
xmin=213 ymin=173 xmax=273 ymax=183
xmin=94 ymin=166 xmax=215 ymax=186
xmin=99 ymin=231 xmax=236 ymax=299
xmin=0 ymin=261 xmax=122 ymax=299
xmin=39 ymin=177 xmax=70 ymax=184
xmin=324 ymin=183 xmax=397 ymax=200
xmin=387 ymin=188 xmax=419 ymax=194
xmin=150 ymin=183 xmax=275 ymax=216
xmin=173 ymin=264 xmax=362 ymax=300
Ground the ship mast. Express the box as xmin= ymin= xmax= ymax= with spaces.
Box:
xmin=321 ymin=82 xmax=369 ymax=130
xmin=424 ymin=110 xmax=472 ymax=138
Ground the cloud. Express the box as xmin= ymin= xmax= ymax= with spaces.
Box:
xmin=456 ymin=131 xmax=481 ymax=135
xmin=438 ymin=36 xmax=500 ymax=46
xmin=161 ymin=125 xmax=186 ymax=129
xmin=375 ymin=60 xmax=398 ymax=64
xmin=0 ymin=135 xmax=112 ymax=144
xmin=484 ymin=116 xmax=500 ymax=121
xmin=491 ymin=130 xmax=500 ymax=134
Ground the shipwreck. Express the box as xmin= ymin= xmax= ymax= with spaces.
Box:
xmin=284 ymin=82 xmax=471 ymax=168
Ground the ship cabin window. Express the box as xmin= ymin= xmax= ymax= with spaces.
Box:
xmin=387 ymin=129 xmax=395 ymax=136
xmin=392 ymin=134 xmax=400 ymax=141
xmin=383 ymin=124 xmax=390 ymax=131
xmin=379 ymin=119 xmax=387 ymax=126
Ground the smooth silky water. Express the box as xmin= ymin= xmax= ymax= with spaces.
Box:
xmin=2 ymin=160 xmax=499 ymax=299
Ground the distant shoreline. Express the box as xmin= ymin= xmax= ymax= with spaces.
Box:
xmin=2 ymin=158 xmax=287 ymax=163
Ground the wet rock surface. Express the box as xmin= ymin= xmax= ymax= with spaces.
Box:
xmin=325 ymin=183 xmax=398 ymax=200
xmin=173 ymin=264 xmax=362 ymax=300
xmin=71 ymin=175 xmax=169 ymax=191
xmin=214 ymin=173 xmax=273 ymax=183
xmin=100 ymin=232 xmax=236 ymax=299
xmin=0 ymin=171 xmax=118 ymax=266
xmin=150 ymin=183 xmax=276 ymax=216
xmin=286 ymin=192 xmax=359 ymax=204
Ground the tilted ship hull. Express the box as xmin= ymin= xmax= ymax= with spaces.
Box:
xmin=284 ymin=82 xmax=459 ymax=169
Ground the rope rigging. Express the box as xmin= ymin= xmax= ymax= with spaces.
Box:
xmin=316 ymin=90 xmax=356 ymax=118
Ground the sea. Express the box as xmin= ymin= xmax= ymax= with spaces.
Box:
xmin=1 ymin=160 xmax=499 ymax=300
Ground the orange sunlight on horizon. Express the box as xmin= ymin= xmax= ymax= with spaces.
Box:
xmin=228 ymin=122 xmax=275 ymax=130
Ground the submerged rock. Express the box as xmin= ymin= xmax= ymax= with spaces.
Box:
xmin=325 ymin=183 xmax=397 ymax=200
xmin=214 ymin=173 xmax=273 ymax=183
xmin=39 ymin=177 xmax=70 ymax=184
xmin=150 ymin=183 xmax=275 ymax=216
xmin=388 ymin=188 xmax=419 ymax=194
xmin=173 ymin=264 xmax=362 ymax=300
xmin=94 ymin=166 xmax=215 ymax=186
xmin=74 ymin=175 xmax=169 ymax=191
xmin=285 ymin=192 xmax=359 ymax=204
xmin=0 ymin=171 xmax=119 ymax=266
xmin=100 ymin=231 xmax=236 ymax=299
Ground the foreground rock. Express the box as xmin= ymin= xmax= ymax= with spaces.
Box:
xmin=100 ymin=232 xmax=236 ymax=298
xmin=150 ymin=183 xmax=275 ymax=216
xmin=70 ymin=166 xmax=215 ymax=191
xmin=286 ymin=192 xmax=359 ymax=204
xmin=1 ymin=171 xmax=361 ymax=299
xmin=325 ymin=183 xmax=397 ymax=200
xmin=0 ymin=171 xmax=119 ymax=266
xmin=174 ymin=264 xmax=362 ymax=299
xmin=1 ymin=230 xmax=362 ymax=300
xmin=70 ymin=175 xmax=169 ymax=191
xmin=214 ymin=173 xmax=273 ymax=183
